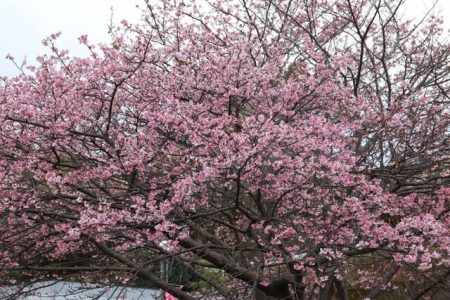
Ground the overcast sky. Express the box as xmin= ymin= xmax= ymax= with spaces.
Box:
xmin=0 ymin=0 xmax=449 ymax=77
xmin=0 ymin=0 xmax=141 ymax=76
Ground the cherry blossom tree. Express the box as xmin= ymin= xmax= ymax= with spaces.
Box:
xmin=0 ymin=0 xmax=449 ymax=299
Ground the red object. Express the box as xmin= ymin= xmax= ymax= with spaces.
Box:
xmin=164 ymin=292 xmax=178 ymax=300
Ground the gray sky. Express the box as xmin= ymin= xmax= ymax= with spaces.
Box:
xmin=0 ymin=0 xmax=449 ymax=77
xmin=0 ymin=0 xmax=141 ymax=76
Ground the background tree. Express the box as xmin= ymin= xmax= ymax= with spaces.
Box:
xmin=0 ymin=0 xmax=449 ymax=299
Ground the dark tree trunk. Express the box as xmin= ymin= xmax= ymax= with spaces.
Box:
xmin=318 ymin=276 xmax=335 ymax=300
xmin=255 ymin=279 xmax=291 ymax=300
